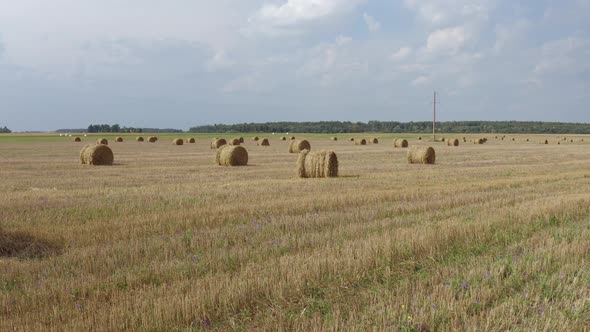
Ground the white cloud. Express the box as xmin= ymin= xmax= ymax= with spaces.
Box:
xmin=392 ymin=47 xmax=412 ymax=61
xmin=533 ymin=37 xmax=590 ymax=76
xmin=426 ymin=26 xmax=468 ymax=55
xmin=411 ymin=75 xmax=431 ymax=86
xmin=363 ymin=13 xmax=381 ymax=32
xmin=403 ymin=0 xmax=493 ymax=26
xmin=252 ymin=0 xmax=366 ymax=27
xmin=207 ymin=50 xmax=234 ymax=71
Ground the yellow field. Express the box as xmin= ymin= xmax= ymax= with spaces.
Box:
xmin=1 ymin=134 xmax=589 ymax=331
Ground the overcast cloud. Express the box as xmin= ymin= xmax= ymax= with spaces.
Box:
xmin=0 ymin=0 xmax=589 ymax=131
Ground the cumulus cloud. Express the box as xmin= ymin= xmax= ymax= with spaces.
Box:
xmin=363 ymin=13 xmax=381 ymax=32
xmin=252 ymin=0 xmax=366 ymax=27
xmin=426 ymin=26 xmax=468 ymax=55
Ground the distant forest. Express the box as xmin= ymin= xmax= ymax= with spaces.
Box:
xmin=0 ymin=126 xmax=12 ymax=133
xmin=189 ymin=121 xmax=590 ymax=134
xmin=56 ymin=124 xmax=182 ymax=133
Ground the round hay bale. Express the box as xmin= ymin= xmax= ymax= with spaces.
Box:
xmin=407 ymin=146 xmax=435 ymax=165
xmin=393 ymin=139 xmax=408 ymax=148
xmin=81 ymin=144 xmax=113 ymax=165
xmin=370 ymin=138 xmax=379 ymax=144
xmin=297 ymin=150 xmax=338 ymax=178
xmin=252 ymin=136 xmax=259 ymax=141
xmin=354 ymin=138 xmax=367 ymax=146
xmin=482 ymin=138 xmax=488 ymax=143
xmin=512 ymin=138 xmax=515 ymax=141
xmin=258 ymin=138 xmax=270 ymax=146
xmin=418 ymin=137 xmax=422 ymax=140
xmin=215 ymin=145 xmax=248 ymax=166
xmin=558 ymin=141 xmax=561 ymax=145
xmin=73 ymin=137 xmax=81 ymax=142
xmin=570 ymin=139 xmax=574 ymax=143
xmin=148 ymin=136 xmax=157 ymax=143
xmin=115 ymin=137 xmax=123 ymax=142
xmin=290 ymin=136 xmax=296 ymax=140
xmin=526 ymin=138 xmax=529 ymax=142
xmin=97 ymin=138 xmax=108 ymax=145
xmin=447 ymin=138 xmax=460 ymax=146
xmin=331 ymin=137 xmax=338 ymax=141
xmin=187 ymin=138 xmax=196 ymax=143
xmin=136 ymin=136 xmax=144 ymax=142
xmin=281 ymin=136 xmax=287 ymax=141
xmin=542 ymin=140 xmax=548 ymax=144
xmin=239 ymin=137 xmax=245 ymax=143
xmin=173 ymin=138 xmax=184 ymax=146
xmin=441 ymin=138 xmax=445 ymax=142
xmin=229 ymin=138 xmax=240 ymax=146
xmin=349 ymin=138 xmax=355 ymax=142
xmin=473 ymin=138 xmax=484 ymax=144
xmin=289 ymin=139 xmax=311 ymax=153
xmin=211 ymin=138 xmax=227 ymax=149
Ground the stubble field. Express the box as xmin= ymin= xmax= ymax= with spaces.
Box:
xmin=1 ymin=133 xmax=589 ymax=331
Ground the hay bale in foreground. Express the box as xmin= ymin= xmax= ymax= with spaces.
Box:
xmin=229 ymin=138 xmax=240 ymax=146
xmin=148 ymin=137 xmax=157 ymax=143
xmin=252 ymin=137 xmax=259 ymax=141
xmin=369 ymin=138 xmax=379 ymax=144
xmin=173 ymin=138 xmax=184 ymax=146
xmin=73 ymin=137 xmax=81 ymax=142
xmin=97 ymin=138 xmax=108 ymax=145
xmin=80 ymin=144 xmax=113 ymax=165
xmin=296 ymin=150 xmax=338 ymax=178
xmin=289 ymin=140 xmax=311 ymax=153
xmin=447 ymin=138 xmax=460 ymax=146
xmin=115 ymin=137 xmax=123 ymax=142
xmin=258 ymin=138 xmax=270 ymax=146
xmin=211 ymin=138 xmax=227 ymax=149
xmin=354 ymin=138 xmax=367 ymax=145
xmin=136 ymin=136 xmax=144 ymax=142
xmin=215 ymin=145 xmax=248 ymax=166
xmin=407 ymin=146 xmax=435 ymax=165
xmin=393 ymin=139 xmax=408 ymax=148
xmin=187 ymin=138 xmax=196 ymax=143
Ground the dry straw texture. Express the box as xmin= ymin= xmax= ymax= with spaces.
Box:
xmin=289 ymin=140 xmax=311 ymax=153
xmin=370 ymin=138 xmax=379 ymax=144
xmin=115 ymin=137 xmax=123 ymax=142
xmin=258 ymin=138 xmax=270 ymax=146
xmin=73 ymin=137 xmax=81 ymax=142
xmin=354 ymin=139 xmax=367 ymax=145
xmin=187 ymin=138 xmax=196 ymax=143
xmin=407 ymin=146 xmax=436 ymax=164
xmin=447 ymin=138 xmax=460 ymax=147
xmin=80 ymin=144 xmax=114 ymax=166
xmin=97 ymin=138 xmax=108 ymax=145
xmin=136 ymin=137 xmax=144 ymax=142
xmin=229 ymin=138 xmax=240 ymax=146
xmin=393 ymin=139 xmax=408 ymax=148
xmin=296 ymin=150 xmax=338 ymax=178
xmin=211 ymin=139 xmax=227 ymax=149
xmin=215 ymin=145 xmax=248 ymax=166
xmin=173 ymin=139 xmax=184 ymax=146
xmin=148 ymin=137 xmax=157 ymax=143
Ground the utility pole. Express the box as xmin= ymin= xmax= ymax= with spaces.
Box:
xmin=433 ymin=91 xmax=437 ymax=141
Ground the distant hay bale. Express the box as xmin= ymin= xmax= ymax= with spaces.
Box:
xmin=393 ymin=139 xmax=408 ymax=148
xmin=407 ymin=146 xmax=436 ymax=165
xmin=418 ymin=137 xmax=422 ymax=140
xmin=369 ymin=138 xmax=379 ymax=144
xmin=173 ymin=138 xmax=184 ymax=145
xmin=148 ymin=136 xmax=157 ymax=143
xmin=512 ymin=138 xmax=515 ymax=141
xmin=349 ymin=138 xmax=355 ymax=142
xmin=542 ymin=140 xmax=548 ymax=144
xmin=473 ymin=138 xmax=484 ymax=144
xmin=331 ymin=137 xmax=338 ymax=141
xmin=354 ymin=138 xmax=367 ymax=145
xmin=441 ymin=138 xmax=445 ymax=142
xmin=296 ymin=150 xmax=338 ymax=178
xmin=482 ymin=138 xmax=488 ymax=143
xmin=252 ymin=136 xmax=259 ymax=141
xmin=187 ymin=138 xmax=196 ymax=143
xmin=258 ymin=138 xmax=270 ymax=146
xmin=136 ymin=136 xmax=144 ymax=142
xmin=570 ymin=139 xmax=574 ymax=143
xmin=526 ymin=138 xmax=529 ymax=142
xmin=290 ymin=136 xmax=296 ymax=140
xmin=447 ymin=138 xmax=460 ymax=146
xmin=215 ymin=145 xmax=248 ymax=166
xmin=239 ymin=137 xmax=244 ymax=143
xmin=97 ymin=138 xmax=108 ymax=145
xmin=0 ymin=229 xmax=62 ymax=258
xmin=73 ymin=137 xmax=81 ymax=142
xmin=281 ymin=136 xmax=287 ymax=141
xmin=558 ymin=141 xmax=561 ymax=145
xmin=115 ymin=137 xmax=123 ymax=142
xmin=229 ymin=138 xmax=240 ymax=146
xmin=211 ymin=138 xmax=227 ymax=149
xmin=289 ymin=139 xmax=311 ymax=153
xmin=80 ymin=144 xmax=113 ymax=165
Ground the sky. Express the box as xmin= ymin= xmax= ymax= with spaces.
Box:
xmin=1 ymin=0 xmax=589 ymax=131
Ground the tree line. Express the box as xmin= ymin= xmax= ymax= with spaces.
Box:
xmin=189 ymin=121 xmax=590 ymax=134
xmin=0 ymin=126 xmax=11 ymax=133
xmin=55 ymin=124 xmax=183 ymax=133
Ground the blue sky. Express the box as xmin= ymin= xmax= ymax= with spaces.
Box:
xmin=1 ymin=0 xmax=589 ymax=131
